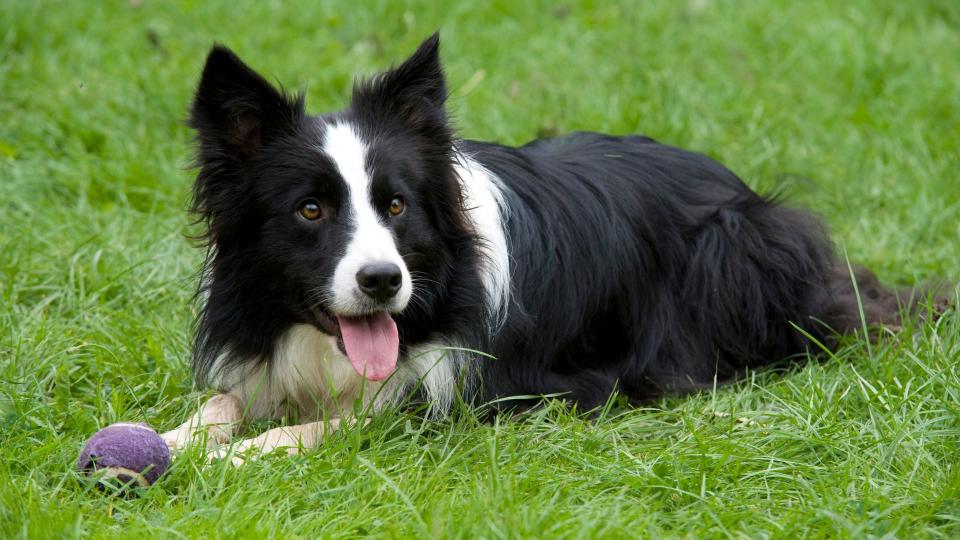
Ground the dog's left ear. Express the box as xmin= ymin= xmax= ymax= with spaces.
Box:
xmin=352 ymin=32 xmax=447 ymax=124
xmin=190 ymin=45 xmax=304 ymax=160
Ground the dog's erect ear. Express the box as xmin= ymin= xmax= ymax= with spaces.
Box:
xmin=380 ymin=32 xmax=446 ymax=109
xmin=190 ymin=45 xmax=303 ymax=159
xmin=352 ymin=33 xmax=447 ymax=124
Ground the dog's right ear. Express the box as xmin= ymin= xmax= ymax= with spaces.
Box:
xmin=189 ymin=45 xmax=303 ymax=160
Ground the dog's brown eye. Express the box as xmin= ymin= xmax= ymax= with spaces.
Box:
xmin=388 ymin=196 xmax=405 ymax=217
xmin=298 ymin=200 xmax=322 ymax=221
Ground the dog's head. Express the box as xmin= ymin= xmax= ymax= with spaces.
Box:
xmin=189 ymin=34 xmax=472 ymax=382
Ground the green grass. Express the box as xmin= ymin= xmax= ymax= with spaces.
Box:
xmin=2 ymin=0 xmax=959 ymax=537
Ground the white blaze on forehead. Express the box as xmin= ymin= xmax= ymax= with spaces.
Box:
xmin=322 ymin=122 xmax=369 ymax=200
xmin=321 ymin=121 xmax=412 ymax=315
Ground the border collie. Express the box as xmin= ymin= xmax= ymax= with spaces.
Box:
xmin=162 ymin=34 xmax=944 ymax=461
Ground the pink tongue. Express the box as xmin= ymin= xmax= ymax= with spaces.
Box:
xmin=337 ymin=312 xmax=399 ymax=381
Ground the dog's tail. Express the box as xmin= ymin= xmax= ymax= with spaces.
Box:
xmin=822 ymin=263 xmax=954 ymax=336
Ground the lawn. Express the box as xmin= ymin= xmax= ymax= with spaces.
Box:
xmin=2 ymin=0 xmax=959 ymax=538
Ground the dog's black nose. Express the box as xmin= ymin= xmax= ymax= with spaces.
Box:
xmin=356 ymin=262 xmax=402 ymax=302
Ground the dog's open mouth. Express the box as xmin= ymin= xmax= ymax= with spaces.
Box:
xmin=308 ymin=303 xmax=399 ymax=382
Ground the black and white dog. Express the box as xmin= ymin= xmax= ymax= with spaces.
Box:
xmin=162 ymin=34 xmax=936 ymax=460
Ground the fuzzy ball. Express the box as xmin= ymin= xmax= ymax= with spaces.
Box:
xmin=76 ymin=422 xmax=171 ymax=489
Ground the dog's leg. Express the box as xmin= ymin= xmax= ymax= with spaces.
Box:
xmin=160 ymin=393 xmax=243 ymax=453
xmin=205 ymin=418 xmax=360 ymax=466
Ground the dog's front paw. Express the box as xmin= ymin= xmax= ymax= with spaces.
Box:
xmin=204 ymin=436 xmax=276 ymax=467
xmin=204 ymin=427 xmax=306 ymax=467
xmin=160 ymin=428 xmax=190 ymax=454
xmin=204 ymin=445 xmax=250 ymax=468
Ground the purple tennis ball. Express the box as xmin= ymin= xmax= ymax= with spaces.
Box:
xmin=76 ymin=422 xmax=171 ymax=489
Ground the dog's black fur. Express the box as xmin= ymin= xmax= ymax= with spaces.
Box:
xmin=188 ymin=34 xmax=936 ymax=415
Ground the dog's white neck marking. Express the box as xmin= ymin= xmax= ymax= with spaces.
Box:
xmin=321 ymin=121 xmax=412 ymax=315
xmin=454 ymin=151 xmax=512 ymax=330
xmin=209 ymin=325 xmax=374 ymax=420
